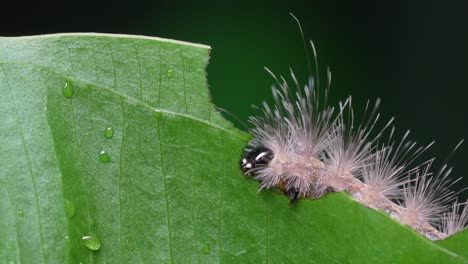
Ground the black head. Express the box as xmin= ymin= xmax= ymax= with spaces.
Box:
xmin=240 ymin=146 xmax=274 ymax=176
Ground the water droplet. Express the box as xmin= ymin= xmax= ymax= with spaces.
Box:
xmin=17 ymin=210 xmax=24 ymax=217
xmin=166 ymin=69 xmax=174 ymax=77
xmin=65 ymin=199 xmax=75 ymax=219
xmin=104 ymin=127 xmax=114 ymax=139
xmin=202 ymin=245 xmax=210 ymax=255
xmin=99 ymin=150 xmax=111 ymax=163
xmin=82 ymin=233 xmax=101 ymax=251
xmin=153 ymin=111 xmax=162 ymax=121
xmin=62 ymin=82 xmax=74 ymax=99
xmin=65 ymin=235 xmax=69 ymax=241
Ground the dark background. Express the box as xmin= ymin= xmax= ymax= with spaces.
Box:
xmin=2 ymin=1 xmax=468 ymax=199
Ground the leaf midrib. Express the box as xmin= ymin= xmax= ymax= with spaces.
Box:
xmin=0 ymin=60 xmax=249 ymax=141
xmin=1 ymin=54 xmax=245 ymax=264
xmin=3 ymin=42 xmax=466 ymax=263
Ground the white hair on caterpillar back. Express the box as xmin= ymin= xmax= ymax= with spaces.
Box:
xmin=239 ymin=14 xmax=468 ymax=240
xmin=442 ymin=199 xmax=468 ymax=236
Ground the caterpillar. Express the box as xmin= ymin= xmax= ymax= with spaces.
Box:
xmin=239 ymin=14 xmax=468 ymax=240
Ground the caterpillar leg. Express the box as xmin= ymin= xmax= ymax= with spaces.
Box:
xmin=286 ymin=188 xmax=300 ymax=205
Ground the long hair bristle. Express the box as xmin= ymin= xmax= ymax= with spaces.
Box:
xmin=359 ymin=129 xmax=432 ymax=201
xmin=248 ymin=69 xmax=335 ymax=196
xmin=399 ymin=161 xmax=460 ymax=226
xmin=240 ymin=14 xmax=466 ymax=240
xmin=324 ymin=98 xmax=393 ymax=176
xmin=442 ymin=200 xmax=468 ymax=235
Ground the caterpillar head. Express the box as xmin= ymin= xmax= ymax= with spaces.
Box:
xmin=240 ymin=146 xmax=274 ymax=176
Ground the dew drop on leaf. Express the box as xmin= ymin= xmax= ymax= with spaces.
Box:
xmin=166 ymin=69 xmax=174 ymax=77
xmin=82 ymin=233 xmax=101 ymax=251
xmin=65 ymin=199 xmax=75 ymax=219
xmin=62 ymin=82 xmax=74 ymax=99
xmin=104 ymin=126 xmax=114 ymax=139
xmin=17 ymin=210 xmax=24 ymax=217
xmin=99 ymin=150 xmax=111 ymax=163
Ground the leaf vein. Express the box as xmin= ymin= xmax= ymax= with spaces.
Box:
xmin=4 ymin=181 xmax=22 ymax=263
xmin=156 ymin=118 xmax=174 ymax=264
xmin=190 ymin=150 xmax=201 ymax=264
xmin=218 ymin=135 xmax=225 ymax=264
xmin=1 ymin=65 xmax=47 ymax=264
xmin=69 ymin=94 xmax=95 ymax=264
xmin=0 ymin=60 xmax=248 ymax=141
xmin=180 ymin=49 xmax=188 ymax=113
xmin=118 ymin=97 xmax=125 ymax=262
xmin=135 ymin=48 xmax=143 ymax=101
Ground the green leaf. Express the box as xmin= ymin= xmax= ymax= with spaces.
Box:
xmin=0 ymin=34 xmax=466 ymax=264
xmin=437 ymin=230 xmax=468 ymax=260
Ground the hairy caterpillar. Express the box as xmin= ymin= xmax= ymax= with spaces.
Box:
xmin=239 ymin=14 xmax=468 ymax=240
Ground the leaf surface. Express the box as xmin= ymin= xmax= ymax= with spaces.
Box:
xmin=0 ymin=34 xmax=466 ymax=264
xmin=437 ymin=230 xmax=468 ymax=260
